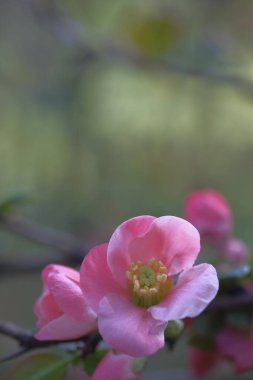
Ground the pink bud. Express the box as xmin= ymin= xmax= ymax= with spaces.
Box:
xmin=34 ymin=264 xmax=97 ymax=341
xmin=184 ymin=189 xmax=233 ymax=243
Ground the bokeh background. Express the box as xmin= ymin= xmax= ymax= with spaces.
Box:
xmin=0 ymin=0 xmax=253 ymax=378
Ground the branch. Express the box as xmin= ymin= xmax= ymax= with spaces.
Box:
xmin=0 ymin=321 xmax=101 ymax=362
xmin=26 ymin=0 xmax=253 ymax=95
xmin=0 ymin=214 xmax=88 ymax=258
xmin=103 ymin=44 xmax=253 ymax=95
xmin=207 ymin=293 xmax=253 ymax=312
xmin=0 ymin=254 xmax=83 ymax=276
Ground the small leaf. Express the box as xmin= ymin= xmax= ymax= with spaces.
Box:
xmin=2 ymin=351 xmax=75 ymax=380
xmin=84 ymin=350 xmax=108 ymax=376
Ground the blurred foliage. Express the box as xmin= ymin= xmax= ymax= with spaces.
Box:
xmin=0 ymin=0 xmax=253 ymax=378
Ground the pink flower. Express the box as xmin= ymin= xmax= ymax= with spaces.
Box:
xmin=80 ymin=215 xmax=219 ymax=357
xmin=215 ymin=326 xmax=253 ymax=373
xmin=189 ymin=347 xmax=218 ymax=377
xmin=70 ymin=351 xmax=143 ymax=380
xmin=34 ymin=264 xmax=97 ymax=340
xmin=184 ymin=189 xmax=232 ymax=242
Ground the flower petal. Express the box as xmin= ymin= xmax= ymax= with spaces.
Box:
xmin=46 ymin=269 xmax=95 ymax=322
xmin=42 ymin=264 xmax=80 ymax=285
xmin=150 ymin=264 xmax=218 ymax=321
xmin=35 ymin=314 xmax=95 ymax=340
xmin=80 ymin=244 xmax=126 ymax=314
xmin=107 ymin=216 xmax=156 ymax=288
xmin=129 ymin=216 xmax=201 ymax=276
xmin=98 ymin=294 xmax=166 ymax=357
xmin=108 ymin=216 xmax=200 ymax=288
xmin=34 ymin=291 xmax=63 ymax=328
xmin=92 ymin=352 xmax=139 ymax=380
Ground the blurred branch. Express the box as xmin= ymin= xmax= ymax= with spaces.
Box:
xmin=0 ymin=214 xmax=87 ymax=257
xmin=103 ymin=44 xmax=253 ymax=94
xmin=0 ymin=321 xmax=101 ymax=362
xmin=207 ymin=293 xmax=253 ymax=312
xmin=0 ymin=254 xmax=83 ymax=276
xmin=25 ymin=0 xmax=253 ymax=95
xmin=0 ymin=213 xmax=90 ymax=274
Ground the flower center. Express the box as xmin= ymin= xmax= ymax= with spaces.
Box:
xmin=126 ymin=258 xmax=173 ymax=308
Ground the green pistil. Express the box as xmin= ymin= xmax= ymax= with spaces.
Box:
xmin=139 ymin=266 xmax=156 ymax=287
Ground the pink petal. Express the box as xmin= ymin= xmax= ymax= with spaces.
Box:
xmin=92 ymin=352 xmax=139 ymax=380
xmin=98 ymin=294 xmax=166 ymax=357
xmin=150 ymin=264 xmax=218 ymax=321
xmin=35 ymin=314 xmax=96 ymax=340
xmin=107 ymin=216 xmax=156 ymax=288
xmin=34 ymin=291 xmax=63 ymax=327
xmin=80 ymin=244 xmax=126 ymax=314
xmin=108 ymin=216 xmax=200 ymax=288
xmin=42 ymin=264 xmax=80 ymax=284
xmin=46 ymin=270 xmax=95 ymax=322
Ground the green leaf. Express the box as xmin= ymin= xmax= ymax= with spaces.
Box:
xmin=2 ymin=351 xmax=75 ymax=380
xmin=84 ymin=350 xmax=108 ymax=376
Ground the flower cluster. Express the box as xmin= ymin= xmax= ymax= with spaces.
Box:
xmin=184 ymin=189 xmax=253 ymax=376
xmin=34 ymin=215 xmax=219 ymax=376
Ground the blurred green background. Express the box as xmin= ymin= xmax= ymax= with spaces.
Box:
xmin=0 ymin=0 xmax=253 ymax=378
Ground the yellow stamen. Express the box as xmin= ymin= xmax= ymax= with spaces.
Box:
xmin=126 ymin=257 xmax=173 ymax=308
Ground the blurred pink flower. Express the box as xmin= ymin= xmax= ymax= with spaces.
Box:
xmin=189 ymin=326 xmax=253 ymax=376
xmin=189 ymin=347 xmax=218 ymax=377
xmin=71 ymin=351 xmax=143 ymax=380
xmin=80 ymin=215 xmax=218 ymax=357
xmin=34 ymin=264 xmax=97 ymax=340
xmin=184 ymin=189 xmax=232 ymax=243
xmin=215 ymin=326 xmax=253 ymax=373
